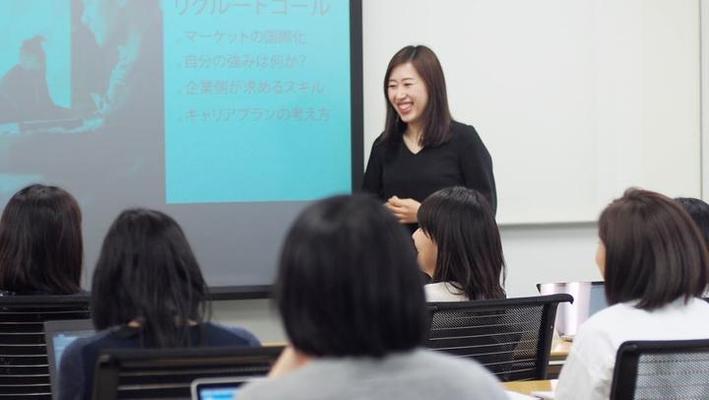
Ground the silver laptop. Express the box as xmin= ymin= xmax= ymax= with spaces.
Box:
xmin=537 ymin=281 xmax=607 ymax=340
xmin=44 ymin=319 xmax=95 ymax=400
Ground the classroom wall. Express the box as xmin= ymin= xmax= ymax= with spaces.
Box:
xmin=362 ymin=0 xmax=701 ymax=224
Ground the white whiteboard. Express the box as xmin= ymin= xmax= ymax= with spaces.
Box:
xmin=362 ymin=0 xmax=701 ymax=224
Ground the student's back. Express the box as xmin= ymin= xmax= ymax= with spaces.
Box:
xmin=238 ymin=194 xmax=506 ymax=400
xmin=57 ymin=208 xmax=259 ymax=400
xmin=239 ymin=349 xmax=502 ymax=400
xmin=556 ymin=189 xmax=709 ymax=400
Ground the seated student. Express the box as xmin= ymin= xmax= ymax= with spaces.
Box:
xmin=555 ymin=189 xmax=709 ymax=400
xmin=0 ymin=184 xmax=82 ymax=295
xmin=676 ymin=197 xmax=709 ymax=246
xmin=58 ymin=208 xmax=259 ymax=400
xmin=413 ymin=186 xmax=505 ymax=301
xmin=238 ymin=194 xmax=507 ymax=400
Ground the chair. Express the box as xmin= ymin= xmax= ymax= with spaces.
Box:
xmin=92 ymin=345 xmax=283 ymax=400
xmin=425 ymin=293 xmax=572 ymax=381
xmin=0 ymin=294 xmax=90 ymax=399
xmin=609 ymin=339 xmax=709 ymax=400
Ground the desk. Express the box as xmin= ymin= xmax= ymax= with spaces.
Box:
xmin=550 ymin=337 xmax=571 ymax=358
xmin=547 ymin=337 xmax=571 ymax=378
xmin=503 ymin=379 xmax=556 ymax=396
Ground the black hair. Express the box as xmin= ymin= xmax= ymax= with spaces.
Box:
xmin=600 ymin=189 xmax=708 ymax=310
xmin=276 ymin=194 xmax=427 ymax=357
xmin=675 ymin=197 xmax=709 ymax=248
xmin=91 ymin=208 xmax=208 ymax=347
xmin=382 ymin=45 xmax=453 ymax=148
xmin=417 ymin=187 xmax=506 ymax=300
xmin=0 ymin=184 xmax=82 ymax=294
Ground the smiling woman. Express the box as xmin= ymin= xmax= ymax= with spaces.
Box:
xmin=362 ymin=45 xmax=497 ymax=232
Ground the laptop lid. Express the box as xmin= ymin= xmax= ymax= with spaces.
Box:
xmin=44 ymin=319 xmax=95 ymax=400
xmin=191 ymin=377 xmax=258 ymax=400
xmin=537 ymin=281 xmax=607 ymax=339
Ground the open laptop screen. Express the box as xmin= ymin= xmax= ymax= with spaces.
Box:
xmin=192 ymin=377 xmax=259 ymax=400
xmin=44 ymin=319 xmax=95 ymax=400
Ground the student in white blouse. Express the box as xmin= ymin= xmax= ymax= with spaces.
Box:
xmin=412 ymin=186 xmax=506 ymax=302
xmin=555 ymin=189 xmax=709 ymax=400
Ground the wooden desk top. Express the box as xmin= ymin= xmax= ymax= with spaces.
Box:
xmin=503 ymin=379 xmax=556 ymax=396
xmin=550 ymin=337 xmax=572 ymax=359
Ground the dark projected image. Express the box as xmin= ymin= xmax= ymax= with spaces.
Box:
xmin=0 ymin=36 xmax=67 ymax=123
xmin=0 ymin=0 xmax=359 ymax=289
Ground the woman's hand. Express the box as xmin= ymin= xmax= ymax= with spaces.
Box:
xmin=385 ymin=196 xmax=421 ymax=224
xmin=268 ymin=345 xmax=310 ymax=378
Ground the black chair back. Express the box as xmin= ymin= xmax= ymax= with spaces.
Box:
xmin=610 ymin=339 xmax=709 ymax=400
xmin=0 ymin=295 xmax=90 ymax=399
xmin=92 ymin=345 xmax=283 ymax=400
xmin=425 ymin=293 xmax=572 ymax=381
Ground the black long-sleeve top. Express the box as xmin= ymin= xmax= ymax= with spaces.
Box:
xmin=362 ymin=121 xmax=497 ymax=217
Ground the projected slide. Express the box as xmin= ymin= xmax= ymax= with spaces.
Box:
xmin=0 ymin=0 xmax=360 ymax=289
xmin=165 ymin=1 xmax=352 ymax=203
xmin=1 ymin=0 xmax=353 ymax=204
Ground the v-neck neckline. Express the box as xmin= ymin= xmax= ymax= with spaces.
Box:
xmin=402 ymin=136 xmax=424 ymax=155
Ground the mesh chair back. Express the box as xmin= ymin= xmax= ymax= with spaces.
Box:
xmin=0 ymin=295 xmax=90 ymax=399
xmin=425 ymin=294 xmax=572 ymax=381
xmin=610 ymin=339 xmax=709 ymax=400
xmin=92 ymin=345 xmax=283 ymax=400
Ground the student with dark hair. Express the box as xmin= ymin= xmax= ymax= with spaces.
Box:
xmin=363 ymin=45 xmax=496 ymax=231
xmin=555 ymin=189 xmax=709 ymax=400
xmin=58 ymin=208 xmax=259 ymax=400
xmin=676 ymin=197 xmax=709 ymax=247
xmin=415 ymin=186 xmax=505 ymax=301
xmin=0 ymin=184 xmax=82 ymax=295
xmin=238 ymin=194 xmax=506 ymax=400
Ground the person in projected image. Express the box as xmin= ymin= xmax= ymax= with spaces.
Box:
xmin=55 ymin=0 xmax=162 ymax=133
xmin=0 ymin=36 xmax=65 ymax=124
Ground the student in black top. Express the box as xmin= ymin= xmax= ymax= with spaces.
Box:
xmin=58 ymin=209 xmax=259 ymax=400
xmin=0 ymin=184 xmax=82 ymax=295
xmin=363 ymin=45 xmax=496 ymax=231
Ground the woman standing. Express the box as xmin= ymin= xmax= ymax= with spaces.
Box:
xmin=363 ymin=45 xmax=496 ymax=230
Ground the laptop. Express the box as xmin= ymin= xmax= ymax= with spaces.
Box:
xmin=44 ymin=319 xmax=95 ymax=400
xmin=537 ymin=281 xmax=608 ymax=340
xmin=191 ymin=377 xmax=260 ymax=400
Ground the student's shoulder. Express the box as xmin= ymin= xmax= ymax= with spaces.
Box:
xmin=571 ymin=303 xmax=642 ymax=349
xmin=413 ymin=350 xmax=506 ymax=397
xmin=584 ymin=302 xmax=643 ymax=328
xmin=202 ymin=322 xmax=260 ymax=347
xmin=62 ymin=328 xmax=116 ymax=361
xmin=237 ymin=361 xmax=327 ymax=400
xmin=415 ymin=349 xmax=488 ymax=374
